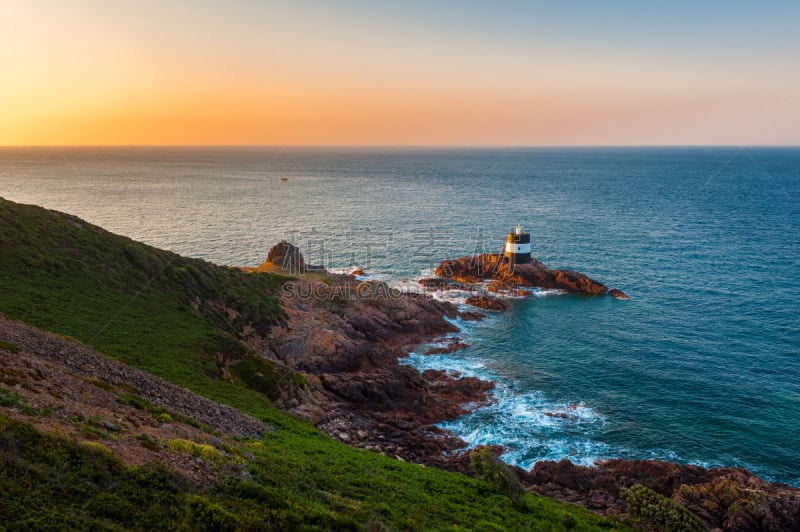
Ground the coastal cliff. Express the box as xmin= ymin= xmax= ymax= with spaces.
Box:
xmin=240 ymin=242 xmax=496 ymax=465
xmin=523 ymin=459 xmax=800 ymax=530
xmin=251 ymin=242 xmax=800 ymax=530
xmin=1 ymin=197 xmax=797 ymax=530
xmin=264 ymin=276 xmax=495 ymax=466
xmin=2 ymin=198 xmax=625 ymax=530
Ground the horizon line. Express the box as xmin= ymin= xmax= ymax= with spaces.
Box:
xmin=2 ymin=144 xmax=799 ymax=149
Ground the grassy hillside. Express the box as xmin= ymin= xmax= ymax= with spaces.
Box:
xmin=0 ymin=197 xmax=629 ymax=530
xmin=0 ymin=197 xmax=290 ymax=409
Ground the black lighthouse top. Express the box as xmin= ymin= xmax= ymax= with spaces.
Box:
xmin=504 ymin=225 xmax=532 ymax=264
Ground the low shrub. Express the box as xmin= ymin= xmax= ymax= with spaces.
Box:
xmin=0 ymin=340 xmax=20 ymax=354
xmin=469 ymin=447 xmax=527 ymax=511
xmin=81 ymin=441 xmax=113 ymax=456
xmin=183 ymin=495 xmax=239 ymax=532
xmin=167 ymin=438 xmax=224 ymax=465
xmin=135 ymin=433 xmax=161 ymax=451
xmin=621 ymin=483 xmax=706 ymax=531
xmin=117 ymin=394 xmax=204 ymax=429
xmin=0 ymin=388 xmax=21 ymax=407
xmin=75 ymin=375 xmax=115 ymax=392
xmin=116 ymin=393 xmax=149 ymax=410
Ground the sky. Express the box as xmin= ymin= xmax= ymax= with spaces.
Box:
xmin=1 ymin=1 xmax=799 ymax=146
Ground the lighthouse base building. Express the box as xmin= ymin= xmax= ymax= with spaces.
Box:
xmin=504 ymin=225 xmax=531 ymax=266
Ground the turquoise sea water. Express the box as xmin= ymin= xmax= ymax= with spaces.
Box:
xmin=1 ymin=146 xmax=798 ymax=485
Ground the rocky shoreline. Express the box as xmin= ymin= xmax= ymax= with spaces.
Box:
xmin=522 ymin=459 xmax=800 ymax=530
xmin=4 ymin=231 xmax=797 ymax=530
xmin=252 ymin=245 xmax=799 ymax=530
xmin=252 ymin=272 xmax=494 ymax=469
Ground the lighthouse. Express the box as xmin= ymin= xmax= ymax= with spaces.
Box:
xmin=504 ymin=225 xmax=531 ymax=265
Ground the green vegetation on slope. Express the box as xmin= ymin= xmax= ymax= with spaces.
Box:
xmin=0 ymin=197 xmax=298 ymax=421
xmin=621 ymin=484 xmax=706 ymax=532
xmin=1 ymin=415 xmax=210 ymax=531
xmin=0 ymin=197 xmax=629 ymax=530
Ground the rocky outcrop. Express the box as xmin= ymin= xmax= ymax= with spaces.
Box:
xmin=243 ymin=244 xmax=494 ymax=464
xmin=257 ymin=276 xmax=495 ymax=466
xmin=465 ymin=294 xmax=512 ymax=311
xmin=522 ymin=459 xmax=800 ymax=530
xmin=677 ymin=469 xmax=800 ymax=531
xmin=417 ymin=278 xmax=468 ymax=291
xmin=424 ymin=338 xmax=470 ymax=355
xmin=265 ymin=240 xmax=305 ymax=273
xmin=435 ymin=254 xmax=619 ymax=296
xmin=457 ymin=310 xmax=485 ymax=321
xmin=316 ymin=408 xmax=468 ymax=469
xmin=609 ymin=288 xmax=629 ymax=300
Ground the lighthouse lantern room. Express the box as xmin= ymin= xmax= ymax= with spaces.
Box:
xmin=504 ymin=225 xmax=531 ymax=265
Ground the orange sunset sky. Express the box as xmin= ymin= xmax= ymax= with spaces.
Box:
xmin=1 ymin=1 xmax=799 ymax=146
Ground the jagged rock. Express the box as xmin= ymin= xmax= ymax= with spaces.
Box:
xmin=435 ymin=254 xmax=610 ymax=295
xmin=677 ymin=470 xmax=800 ymax=531
xmin=424 ymin=339 xmax=470 ymax=355
xmin=609 ymin=288 xmax=629 ymax=299
xmin=521 ymin=459 xmax=800 ymax=530
xmin=465 ymin=294 xmax=511 ymax=311
xmin=457 ymin=310 xmax=485 ymax=321
xmin=265 ymin=240 xmax=305 ymax=273
xmin=266 ymin=274 xmax=494 ymax=467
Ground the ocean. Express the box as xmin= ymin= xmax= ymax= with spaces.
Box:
xmin=1 ymin=146 xmax=798 ymax=486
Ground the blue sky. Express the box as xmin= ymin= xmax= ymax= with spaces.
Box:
xmin=1 ymin=1 xmax=798 ymax=145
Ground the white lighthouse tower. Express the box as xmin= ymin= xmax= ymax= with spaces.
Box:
xmin=504 ymin=225 xmax=531 ymax=265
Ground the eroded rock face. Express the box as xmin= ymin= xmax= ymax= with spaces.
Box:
xmin=435 ymin=254 xmax=609 ymax=295
xmin=259 ymin=276 xmax=495 ymax=467
xmin=271 ymin=279 xmax=460 ymax=373
xmin=678 ymin=470 xmax=800 ymax=531
xmin=265 ymin=240 xmax=305 ymax=273
xmin=522 ymin=459 xmax=800 ymax=530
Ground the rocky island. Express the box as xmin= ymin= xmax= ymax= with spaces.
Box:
xmin=416 ymin=252 xmax=628 ymax=311
xmin=432 ymin=253 xmax=627 ymax=298
xmin=415 ymin=226 xmax=628 ymax=311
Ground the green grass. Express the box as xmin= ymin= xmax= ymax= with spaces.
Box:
xmin=0 ymin=197 xmax=630 ymax=530
xmin=116 ymin=393 xmax=207 ymax=430
xmin=0 ymin=197 xmax=292 ymax=425
xmin=0 ymin=339 xmax=19 ymax=353
xmin=229 ymin=353 xmax=312 ymax=403
xmin=0 ymin=415 xmax=286 ymax=531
